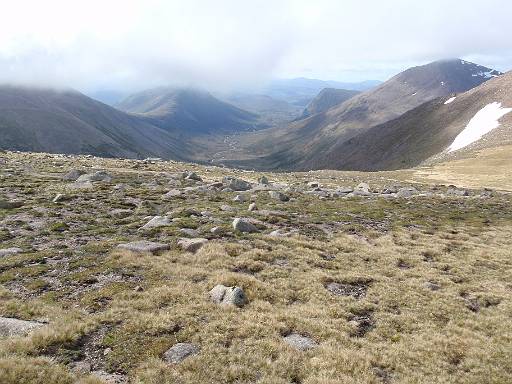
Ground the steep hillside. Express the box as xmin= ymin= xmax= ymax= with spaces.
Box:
xmin=323 ymin=70 xmax=512 ymax=171
xmin=116 ymin=88 xmax=260 ymax=136
xmin=0 ymin=86 xmax=188 ymax=159
xmin=227 ymin=59 xmax=503 ymax=170
xmin=302 ymin=88 xmax=360 ymax=117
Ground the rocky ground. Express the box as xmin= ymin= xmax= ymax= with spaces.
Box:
xmin=0 ymin=151 xmax=511 ymax=384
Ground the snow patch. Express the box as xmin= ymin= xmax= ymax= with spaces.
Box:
xmin=444 ymin=97 xmax=456 ymax=105
xmin=448 ymin=102 xmax=512 ymax=153
xmin=471 ymin=70 xmax=500 ymax=79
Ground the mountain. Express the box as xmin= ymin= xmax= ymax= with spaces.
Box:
xmin=228 ymin=59 xmax=503 ymax=170
xmin=0 ymin=86 xmax=188 ymax=159
xmin=325 ymin=70 xmax=512 ymax=171
xmin=116 ymin=88 xmax=261 ymax=136
xmin=263 ymin=78 xmax=381 ymax=106
xmin=302 ymin=88 xmax=360 ymax=117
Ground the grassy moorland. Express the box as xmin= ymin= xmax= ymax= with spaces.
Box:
xmin=0 ymin=151 xmax=511 ymax=384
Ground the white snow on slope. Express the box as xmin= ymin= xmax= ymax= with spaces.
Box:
xmin=448 ymin=102 xmax=512 ymax=152
xmin=444 ymin=97 xmax=456 ymax=105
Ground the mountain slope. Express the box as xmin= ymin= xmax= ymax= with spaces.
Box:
xmin=116 ymin=88 xmax=260 ymax=136
xmin=0 ymin=86 xmax=188 ymax=159
xmin=302 ymin=88 xmax=360 ymax=117
xmin=228 ymin=59 xmax=503 ymax=170
xmin=326 ymin=70 xmax=512 ymax=171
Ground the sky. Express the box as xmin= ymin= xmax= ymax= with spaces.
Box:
xmin=0 ymin=0 xmax=511 ymax=93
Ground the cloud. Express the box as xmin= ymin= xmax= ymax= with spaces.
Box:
xmin=0 ymin=0 xmax=510 ymax=92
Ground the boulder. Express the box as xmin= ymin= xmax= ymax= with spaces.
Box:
xmin=185 ymin=171 xmax=202 ymax=182
xmin=210 ymin=226 xmax=223 ymax=235
xmin=396 ymin=187 xmax=418 ymax=198
xmin=163 ymin=343 xmax=199 ymax=364
xmin=268 ymin=191 xmax=289 ymax=202
xmin=283 ymin=333 xmax=317 ymax=351
xmin=76 ymin=171 xmax=112 ymax=183
xmin=0 ymin=200 xmax=23 ymax=209
xmin=109 ymin=209 xmax=132 ymax=219
xmin=223 ymin=177 xmax=252 ymax=191
xmin=62 ymin=169 xmax=85 ymax=181
xmin=140 ymin=216 xmax=171 ymax=230
xmin=0 ymin=248 xmax=23 ymax=258
xmin=232 ymin=218 xmax=259 ymax=233
xmin=52 ymin=193 xmax=67 ymax=203
xmin=233 ymin=194 xmax=248 ymax=203
xmin=209 ymin=285 xmax=247 ymax=307
xmin=179 ymin=228 xmax=200 ymax=237
xmin=117 ymin=241 xmax=170 ymax=254
xmin=162 ymin=189 xmax=182 ymax=199
xmin=178 ymin=238 xmax=208 ymax=253
xmin=0 ymin=317 xmax=44 ymax=337
xmin=258 ymin=176 xmax=269 ymax=185
xmin=248 ymin=203 xmax=257 ymax=212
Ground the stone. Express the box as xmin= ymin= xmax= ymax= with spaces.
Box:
xmin=117 ymin=241 xmax=170 ymax=254
xmin=268 ymin=190 xmax=289 ymax=202
xmin=232 ymin=218 xmax=259 ymax=233
xmin=283 ymin=333 xmax=317 ymax=351
xmin=396 ymin=187 xmax=418 ymax=198
xmin=140 ymin=216 xmax=171 ymax=230
xmin=62 ymin=169 xmax=85 ymax=181
xmin=185 ymin=171 xmax=202 ymax=181
xmin=52 ymin=193 xmax=66 ymax=203
xmin=307 ymin=181 xmax=320 ymax=188
xmin=0 ymin=248 xmax=23 ymax=258
xmin=110 ymin=209 xmax=132 ymax=219
xmin=162 ymin=189 xmax=182 ymax=199
xmin=223 ymin=176 xmax=252 ymax=191
xmin=209 ymin=285 xmax=247 ymax=307
xmin=0 ymin=199 xmax=23 ymax=209
xmin=220 ymin=205 xmax=236 ymax=212
xmin=179 ymin=228 xmax=200 ymax=237
xmin=248 ymin=203 xmax=257 ymax=212
xmin=163 ymin=343 xmax=200 ymax=364
xmin=178 ymin=238 xmax=208 ymax=253
xmin=269 ymin=229 xmax=287 ymax=237
xmin=0 ymin=317 xmax=44 ymax=337
xmin=233 ymin=194 xmax=247 ymax=203
xmin=76 ymin=170 xmax=112 ymax=183
xmin=355 ymin=182 xmax=370 ymax=193
xmin=258 ymin=176 xmax=269 ymax=185
xmin=210 ymin=226 xmax=223 ymax=235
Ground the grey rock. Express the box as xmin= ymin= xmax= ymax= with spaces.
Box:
xmin=269 ymin=190 xmax=289 ymax=202
xmin=355 ymin=182 xmax=370 ymax=193
xmin=0 ymin=248 xmax=23 ymax=258
xmin=233 ymin=194 xmax=247 ymax=203
xmin=163 ymin=343 xmax=200 ymax=364
xmin=307 ymin=181 xmax=320 ymax=188
xmin=0 ymin=317 xmax=44 ymax=337
xmin=220 ymin=205 xmax=236 ymax=212
xmin=210 ymin=226 xmax=223 ymax=235
xmin=185 ymin=171 xmax=202 ymax=182
xmin=117 ymin=241 xmax=170 ymax=254
xmin=52 ymin=193 xmax=66 ymax=203
xmin=223 ymin=176 xmax=252 ymax=191
xmin=76 ymin=171 xmax=112 ymax=183
xmin=179 ymin=228 xmax=200 ymax=237
xmin=209 ymin=285 xmax=247 ymax=307
xmin=283 ymin=333 xmax=317 ymax=351
xmin=62 ymin=169 xmax=85 ymax=181
xmin=178 ymin=238 xmax=208 ymax=253
xmin=140 ymin=216 xmax=171 ymax=230
xmin=396 ymin=187 xmax=418 ymax=198
xmin=258 ymin=176 xmax=269 ymax=185
xmin=162 ymin=189 xmax=182 ymax=199
xmin=248 ymin=203 xmax=257 ymax=212
xmin=233 ymin=218 xmax=259 ymax=233
xmin=110 ymin=209 xmax=132 ymax=219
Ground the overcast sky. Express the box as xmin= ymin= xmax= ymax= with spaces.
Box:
xmin=1 ymin=0 xmax=511 ymax=93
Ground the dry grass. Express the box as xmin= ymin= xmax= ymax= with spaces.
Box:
xmin=0 ymin=151 xmax=511 ymax=383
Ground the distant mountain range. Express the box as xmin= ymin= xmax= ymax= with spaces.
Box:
xmin=0 ymin=60 xmax=509 ymax=174
xmin=223 ymin=59 xmax=504 ymax=170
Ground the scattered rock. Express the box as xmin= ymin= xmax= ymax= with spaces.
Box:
xmin=325 ymin=281 xmax=368 ymax=299
xmin=396 ymin=187 xmax=418 ymax=198
xmin=233 ymin=218 xmax=259 ymax=233
xmin=209 ymin=285 xmax=248 ymax=307
xmin=268 ymin=190 xmax=289 ymax=202
xmin=179 ymin=228 xmax=200 ymax=237
xmin=162 ymin=189 xmax=182 ymax=199
xmin=210 ymin=226 xmax=223 ymax=235
xmin=223 ymin=176 xmax=252 ymax=191
xmin=62 ymin=169 xmax=85 ymax=181
xmin=140 ymin=216 xmax=171 ymax=230
xmin=178 ymin=238 xmax=208 ymax=253
xmin=76 ymin=171 xmax=112 ymax=183
xmin=117 ymin=241 xmax=170 ymax=254
xmin=110 ymin=209 xmax=132 ymax=219
xmin=52 ymin=193 xmax=67 ymax=203
xmin=233 ymin=194 xmax=247 ymax=203
xmin=163 ymin=343 xmax=200 ymax=364
xmin=0 ymin=248 xmax=23 ymax=258
xmin=248 ymin=202 xmax=257 ymax=212
xmin=220 ymin=204 xmax=236 ymax=212
xmin=0 ymin=317 xmax=44 ymax=337
xmin=185 ymin=171 xmax=202 ymax=181
xmin=307 ymin=181 xmax=320 ymax=188
xmin=258 ymin=176 xmax=269 ymax=185
xmin=283 ymin=333 xmax=317 ymax=351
